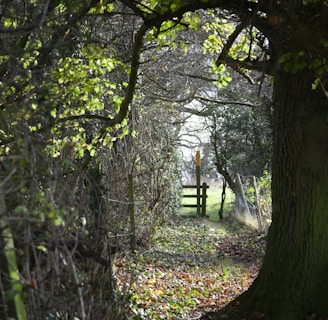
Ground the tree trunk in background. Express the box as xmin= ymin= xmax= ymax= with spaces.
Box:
xmin=235 ymin=173 xmax=251 ymax=216
xmin=238 ymin=63 xmax=328 ymax=318
xmin=218 ymin=178 xmax=226 ymax=220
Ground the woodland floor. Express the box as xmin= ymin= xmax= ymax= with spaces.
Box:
xmin=114 ymin=215 xmax=267 ymax=320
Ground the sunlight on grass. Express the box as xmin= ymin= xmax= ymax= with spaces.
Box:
xmin=180 ymin=183 xmax=235 ymax=222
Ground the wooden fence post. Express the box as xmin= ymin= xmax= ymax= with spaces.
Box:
xmin=196 ymin=150 xmax=201 ymax=216
xmin=201 ymin=182 xmax=207 ymax=217
xmin=182 ymin=184 xmax=208 ymax=215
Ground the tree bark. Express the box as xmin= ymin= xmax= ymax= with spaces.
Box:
xmin=238 ymin=62 xmax=328 ymax=318
xmin=218 ymin=178 xmax=226 ymax=220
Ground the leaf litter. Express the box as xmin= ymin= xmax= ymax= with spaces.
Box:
xmin=114 ymin=217 xmax=266 ymax=319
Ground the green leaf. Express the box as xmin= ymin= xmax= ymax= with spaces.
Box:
xmin=54 ymin=216 xmax=64 ymax=226
xmin=36 ymin=245 xmax=48 ymax=253
xmin=123 ymin=126 xmax=129 ymax=136
xmin=78 ymin=148 xmax=84 ymax=157
xmin=90 ymin=149 xmax=96 ymax=157
xmin=14 ymin=205 xmax=28 ymax=215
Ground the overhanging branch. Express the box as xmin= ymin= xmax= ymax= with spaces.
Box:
xmin=178 ymin=96 xmax=261 ymax=118
xmin=215 ymin=15 xmax=274 ymax=75
xmin=106 ymin=23 xmax=148 ymax=126
xmin=216 ymin=18 xmax=252 ymax=65
xmin=72 ymin=22 xmax=148 ymax=193
xmin=195 ymin=96 xmax=261 ymax=109
xmin=217 ymin=55 xmax=273 ymax=75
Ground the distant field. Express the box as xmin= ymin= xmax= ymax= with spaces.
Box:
xmin=180 ymin=183 xmax=235 ymax=222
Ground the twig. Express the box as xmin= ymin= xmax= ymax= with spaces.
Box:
xmin=64 ymin=246 xmax=86 ymax=320
xmin=39 ymin=0 xmax=50 ymax=28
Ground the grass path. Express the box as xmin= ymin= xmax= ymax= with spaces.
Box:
xmin=114 ymin=216 xmax=266 ymax=319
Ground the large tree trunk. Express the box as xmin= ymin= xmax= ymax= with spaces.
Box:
xmin=238 ymin=60 xmax=328 ymax=318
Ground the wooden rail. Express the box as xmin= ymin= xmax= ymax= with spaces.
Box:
xmin=182 ymin=183 xmax=208 ymax=217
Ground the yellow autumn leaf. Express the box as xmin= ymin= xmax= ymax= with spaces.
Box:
xmin=154 ymin=289 xmax=165 ymax=296
xmin=148 ymin=278 xmax=156 ymax=284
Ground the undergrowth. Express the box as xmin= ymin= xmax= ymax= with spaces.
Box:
xmin=114 ymin=216 xmax=266 ymax=319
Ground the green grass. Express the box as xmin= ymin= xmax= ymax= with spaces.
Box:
xmin=180 ymin=183 xmax=235 ymax=222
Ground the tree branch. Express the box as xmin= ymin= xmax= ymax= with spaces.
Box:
xmin=215 ymin=16 xmax=274 ymax=75
xmin=137 ymin=0 xmax=256 ymax=31
xmin=217 ymin=54 xmax=274 ymax=75
xmin=176 ymin=70 xmax=218 ymax=83
xmin=177 ymin=96 xmax=260 ymax=118
xmin=216 ymin=18 xmax=252 ymax=65
xmin=125 ymin=0 xmax=274 ymax=76
xmin=195 ymin=96 xmax=261 ymax=109
xmin=119 ymin=0 xmax=148 ymax=19
xmin=71 ymin=22 xmax=148 ymax=194
xmin=107 ymin=23 xmax=148 ymax=126
xmin=177 ymin=69 xmax=257 ymax=85
xmin=178 ymin=105 xmax=212 ymax=117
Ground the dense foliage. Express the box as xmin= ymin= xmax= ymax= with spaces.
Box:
xmin=1 ymin=0 xmax=327 ymax=319
xmin=0 ymin=1 xmax=182 ymax=319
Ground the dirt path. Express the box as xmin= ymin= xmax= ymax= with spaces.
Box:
xmin=114 ymin=216 xmax=266 ymax=319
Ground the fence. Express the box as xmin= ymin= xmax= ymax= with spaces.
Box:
xmin=182 ymin=182 xmax=209 ymax=217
